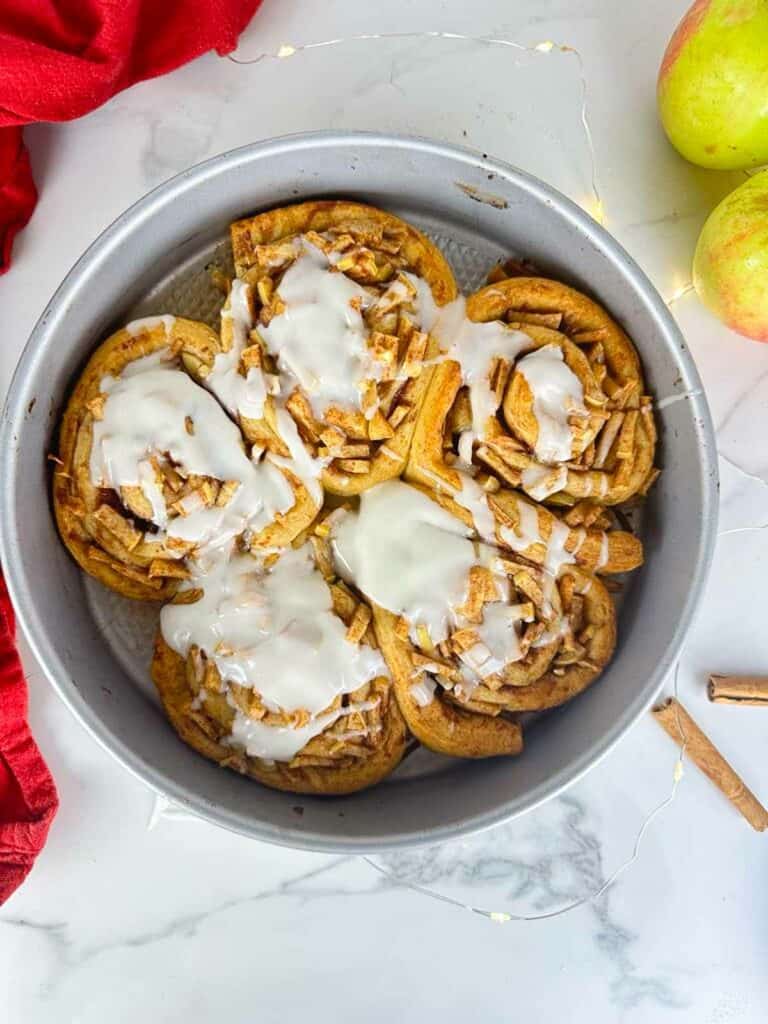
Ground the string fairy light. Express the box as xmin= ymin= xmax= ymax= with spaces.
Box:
xmin=226 ymin=30 xmax=605 ymax=225
xmin=363 ymin=660 xmax=687 ymax=924
xmin=666 ymin=281 xmax=695 ymax=306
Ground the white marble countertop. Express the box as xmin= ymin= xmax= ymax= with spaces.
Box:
xmin=2 ymin=1 xmax=767 ymax=1021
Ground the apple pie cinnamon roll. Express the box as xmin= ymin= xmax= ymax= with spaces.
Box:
xmin=408 ymin=274 xmax=657 ymax=514
xmin=228 ymin=200 xmax=458 ymax=495
xmin=151 ymin=539 xmax=407 ymax=794
xmin=330 ymin=480 xmax=616 ymax=756
xmin=53 ymin=317 xmax=317 ymax=601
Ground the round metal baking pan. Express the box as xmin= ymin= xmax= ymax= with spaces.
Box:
xmin=0 ymin=132 xmax=718 ymax=852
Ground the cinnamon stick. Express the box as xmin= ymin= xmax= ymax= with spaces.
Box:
xmin=652 ymin=697 xmax=768 ymax=833
xmin=708 ymin=675 xmax=768 ymax=707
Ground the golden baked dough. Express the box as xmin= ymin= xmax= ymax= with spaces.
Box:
xmin=229 ymin=200 xmax=458 ymax=495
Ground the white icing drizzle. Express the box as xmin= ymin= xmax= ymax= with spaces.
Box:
xmin=532 ymin=616 xmax=570 ymax=648
xmin=498 ymin=500 xmax=575 ymax=578
xmin=450 ymin=318 xmax=531 ymax=449
xmin=498 ymin=501 xmax=576 ymax=623
xmin=409 ymin=677 xmax=437 ymax=707
xmin=269 ymin=404 xmax=327 ymax=505
xmin=406 ymin=283 xmax=533 ymax=461
xmin=403 ymin=272 xmax=441 ymax=332
xmin=120 ymin=349 xmax=171 ymax=377
xmin=214 ymin=279 xmax=326 ymax=503
xmin=597 ymin=532 xmax=610 ymax=570
xmin=521 ymin=464 xmax=568 ymax=501
xmin=331 ymin=482 xmax=578 ymax=696
xmin=89 ymin=357 xmax=294 ymax=549
xmin=261 ymin=241 xmax=377 ymax=416
xmin=571 ymin=527 xmax=588 ymax=557
xmin=137 ymin=459 xmax=167 ymax=527
xmin=333 ymin=480 xmax=497 ymax=646
xmin=515 ymin=344 xmax=586 ymax=463
xmin=453 ymin=472 xmax=496 ymax=541
xmin=452 ymin=598 xmax=535 ymax=693
xmin=368 ymin=275 xmax=412 ymax=314
xmin=473 ymin=602 xmax=533 ymax=672
xmin=227 ymin=699 xmax=379 ymax=762
xmin=332 ymin=481 xmax=537 ymax=680
xmin=541 ymin=517 xmax=575 ymax=578
xmin=213 ymin=280 xmax=268 ymax=420
xmin=411 ymin=462 xmax=497 ymax=546
xmin=456 ymin=429 xmax=475 ymax=468
xmin=162 ymin=545 xmax=385 ymax=718
xmin=124 ymin=315 xmax=176 ymax=338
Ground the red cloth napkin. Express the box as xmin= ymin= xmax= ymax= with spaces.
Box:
xmin=0 ymin=574 xmax=58 ymax=904
xmin=0 ymin=0 xmax=263 ymax=272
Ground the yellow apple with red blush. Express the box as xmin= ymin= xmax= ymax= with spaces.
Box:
xmin=658 ymin=0 xmax=768 ymax=170
xmin=693 ymin=170 xmax=768 ymax=342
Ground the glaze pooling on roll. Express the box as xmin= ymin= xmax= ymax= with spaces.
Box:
xmin=259 ymin=238 xmax=440 ymax=422
xmin=515 ymin=343 xmax=587 ymax=462
xmin=473 ymin=601 xmax=533 ymax=671
xmin=262 ymin=241 xmax=376 ymax=416
xmin=269 ymin=405 xmax=327 ymax=504
xmin=452 ymin=472 xmax=497 ymax=542
xmin=332 ymin=480 xmax=503 ymax=646
xmin=330 ymin=480 xmax=573 ymax=704
xmin=445 ymin=309 xmax=531 ymax=455
xmin=159 ymin=539 xmax=388 ymax=764
xmin=213 ymin=280 xmax=269 ymax=420
xmin=521 ymin=463 xmax=568 ymax=502
xmin=229 ymin=201 xmax=459 ymax=499
xmin=89 ymin=357 xmax=294 ymax=550
xmin=227 ymin=697 xmax=380 ymax=762
xmin=217 ymin=273 xmax=329 ymax=504
xmin=124 ymin=315 xmax=176 ymax=338
xmin=161 ymin=545 xmax=385 ymax=722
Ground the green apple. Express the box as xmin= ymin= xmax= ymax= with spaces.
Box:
xmin=693 ymin=169 xmax=768 ymax=341
xmin=658 ymin=0 xmax=768 ymax=170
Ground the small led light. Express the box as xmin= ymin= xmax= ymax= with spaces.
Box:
xmin=582 ymin=197 xmax=606 ymax=225
xmin=667 ymin=280 xmax=694 ymax=306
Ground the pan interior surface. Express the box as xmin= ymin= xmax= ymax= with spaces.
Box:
xmin=0 ymin=134 xmax=717 ymax=851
